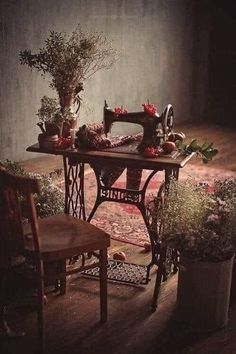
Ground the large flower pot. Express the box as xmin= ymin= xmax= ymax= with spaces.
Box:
xmin=176 ymin=254 xmax=234 ymax=332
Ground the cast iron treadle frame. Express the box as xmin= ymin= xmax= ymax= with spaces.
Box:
xmin=63 ymin=156 xmax=181 ymax=308
xmin=26 ymin=143 xmax=195 ymax=310
xmin=82 ymin=259 xmax=150 ymax=286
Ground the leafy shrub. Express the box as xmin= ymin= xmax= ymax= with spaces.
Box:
xmin=0 ymin=159 xmax=64 ymax=218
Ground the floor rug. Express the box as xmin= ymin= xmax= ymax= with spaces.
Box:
xmin=76 ymin=164 xmax=236 ymax=248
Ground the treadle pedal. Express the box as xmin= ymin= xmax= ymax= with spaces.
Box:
xmin=81 ymin=259 xmax=149 ymax=285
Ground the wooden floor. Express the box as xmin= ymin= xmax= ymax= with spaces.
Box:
xmin=3 ymin=123 xmax=236 ymax=354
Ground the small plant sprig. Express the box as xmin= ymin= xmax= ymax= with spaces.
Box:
xmin=36 ymin=95 xmax=77 ymax=127
xmin=176 ymin=139 xmax=218 ymax=163
xmin=36 ymin=96 xmax=60 ymax=123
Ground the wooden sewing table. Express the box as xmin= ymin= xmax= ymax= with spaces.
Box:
xmin=27 ymin=142 xmax=194 ymax=309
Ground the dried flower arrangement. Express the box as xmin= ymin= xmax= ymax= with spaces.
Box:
xmin=151 ymin=178 xmax=236 ymax=262
xmin=19 ymin=24 xmax=117 ymax=118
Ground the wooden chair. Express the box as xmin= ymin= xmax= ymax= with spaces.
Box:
xmin=0 ymin=167 xmax=110 ymax=352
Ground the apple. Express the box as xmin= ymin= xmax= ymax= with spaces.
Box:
xmin=113 ymin=251 xmax=126 ymax=261
xmin=162 ymin=141 xmax=176 ymax=154
xmin=143 ymin=147 xmax=158 ymax=157
xmin=167 ymin=132 xmax=186 ymax=142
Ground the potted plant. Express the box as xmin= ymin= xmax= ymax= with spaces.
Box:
xmin=151 ymin=178 xmax=236 ymax=332
xmin=36 ymin=95 xmax=77 ymax=138
xmin=36 ymin=95 xmax=62 ymax=136
xmin=19 ymin=24 xmax=117 ymax=133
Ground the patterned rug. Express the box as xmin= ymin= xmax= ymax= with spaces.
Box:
xmin=77 ymin=164 xmax=236 ymax=248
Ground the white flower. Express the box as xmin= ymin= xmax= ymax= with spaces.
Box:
xmin=206 ymin=214 xmax=220 ymax=223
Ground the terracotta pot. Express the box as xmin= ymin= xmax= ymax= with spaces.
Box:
xmin=44 ymin=121 xmax=63 ymax=136
xmin=38 ymin=134 xmax=58 ymax=149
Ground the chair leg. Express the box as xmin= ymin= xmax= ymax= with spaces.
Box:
xmin=0 ymin=270 xmax=7 ymax=322
xmin=59 ymin=259 xmax=67 ymax=295
xmin=152 ymin=264 xmax=163 ymax=311
xmin=99 ymin=249 xmax=108 ymax=323
xmin=37 ymin=260 xmax=45 ymax=354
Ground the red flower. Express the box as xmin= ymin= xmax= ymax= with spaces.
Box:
xmin=113 ymin=106 xmax=128 ymax=117
xmin=142 ymin=103 xmax=158 ymax=116
xmin=55 ymin=137 xmax=71 ymax=149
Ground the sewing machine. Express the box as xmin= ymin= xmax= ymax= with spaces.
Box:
xmin=103 ymin=101 xmax=174 ymax=152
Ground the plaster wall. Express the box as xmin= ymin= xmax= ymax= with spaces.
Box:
xmin=0 ymin=0 xmax=207 ymax=161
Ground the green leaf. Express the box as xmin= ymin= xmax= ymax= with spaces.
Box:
xmin=201 ymin=142 xmax=213 ymax=151
xmin=177 ymin=138 xmax=218 ymax=163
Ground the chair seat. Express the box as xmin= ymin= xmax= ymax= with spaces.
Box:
xmin=24 ymin=214 xmax=110 ymax=261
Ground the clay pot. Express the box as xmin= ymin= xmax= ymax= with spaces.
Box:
xmin=38 ymin=134 xmax=58 ymax=149
xmin=44 ymin=121 xmax=63 ymax=136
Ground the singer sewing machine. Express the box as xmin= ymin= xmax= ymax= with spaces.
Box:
xmin=103 ymin=101 xmax=174 ymax=152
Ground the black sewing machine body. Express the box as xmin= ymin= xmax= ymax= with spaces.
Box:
xmin=103 ymin=101 xmax=174 ymax=152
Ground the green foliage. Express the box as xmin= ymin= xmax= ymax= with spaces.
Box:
xmin=0 ymin=160 xmax=64 ymax=218
xmin=0 ymin=159 xmax=26 ymax=176
xmin=151 ymin=178 xmax=236 ymax=262
xmin=36 ymin=95 xmax=61 ymax=123
xmin=36 ymin=95 xmax=76 ymax=124
xmin=27 ymin=172 xmax=64 ymax=218
xmin=176 ymin=139 xmax=218 ymax=163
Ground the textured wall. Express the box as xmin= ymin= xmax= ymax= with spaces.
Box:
xmin=207 ymin=1 xmax=236 ymax=127
xmin=0 ymin=0 xmax=208 ymax=161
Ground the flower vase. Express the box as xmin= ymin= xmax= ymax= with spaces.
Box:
xmin=176 ymin=253 xmax=234 ymax=332
xmin=62 ymin=118 xmax=77 ymax=138
xmin=59 ymin=94 xmax=78 ymax=137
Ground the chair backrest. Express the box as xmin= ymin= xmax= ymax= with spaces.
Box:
xmin=0 ymin=167 xmax=41 ymax=269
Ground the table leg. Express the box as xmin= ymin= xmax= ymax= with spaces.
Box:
xmin=149 ymin=166 xmax=180 ymax=309
xmin=63 ymin=156 xmax=86 ymax=220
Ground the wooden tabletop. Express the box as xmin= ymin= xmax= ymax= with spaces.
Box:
xmin=26 ymin=143 xmax=195 ymax=170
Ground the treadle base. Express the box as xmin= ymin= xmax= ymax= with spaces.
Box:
xmin=81 ymin=259 xmax=149 ymax=285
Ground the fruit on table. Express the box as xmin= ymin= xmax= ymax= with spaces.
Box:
xmin=55 ymin=137 xmax=71 ymax=149
xmin=168 ymin=132 xmax=186 ymax=142
xmin=113 ymin=251 xmax=126 ymax=261
xmin=143 ymin=146 xmax=159 ymax=157
xmin=161 ymin=141 xmax=176 ymax=154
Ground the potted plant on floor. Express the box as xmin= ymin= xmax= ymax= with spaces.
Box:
xmin=19 ymin=24 xmax=117 ymax=135
xmin=153 ymin=178 xmax=236 ymax=332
